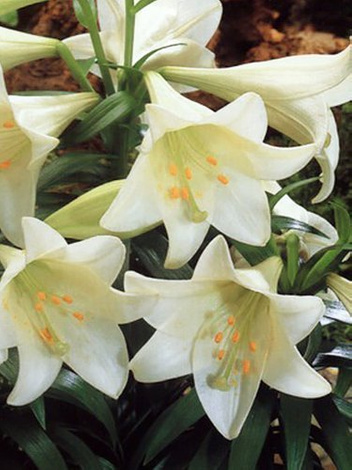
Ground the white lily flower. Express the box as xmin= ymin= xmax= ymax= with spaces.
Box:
xmin=0 ymin=0 xmax=45 ymax=15
xmin=0 ymin=64 xmax=98 ymax=246
xmin=0 ymin=27 xmax=59 ymax=71
xmin=128 ymin=235 xmax=331 ymax=439
xmin=64 ymin=0 xmax=222 ymax=79
xmin=326 ymin=273 xmax=352 ymax=314
xmin=160 ymin=43 xmax=352 ymax=202
xmin=101 ymin=72 xmax=317 ymax=268
xmin=0 ymin=217 xmax=153 ymax=406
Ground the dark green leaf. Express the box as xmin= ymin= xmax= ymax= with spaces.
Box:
xmin=188 ymin=429 xmax=229 ymax=470
xmin=30 ymin=396 xmax=46 ymax=430
xmin=323 ymin=300 xmax=352 ymax=325
xmin=314 ymin=395 xmax=352 ymax=470
xmin=73 ymin=0 xmax=97 ymax=28
xmin=228 ymin=386 xmax=276 ymax=470
xmin=51 ymin=426 xmax=105 ymax=470
xmin=313 ymin=344 xmax=352 ymax=368
xmin=269 ymin=177 xmax=319 ymax=211
xmin=332 ymin=395 xmax=352 ymax=424
xmin=280 ymin=395 xmax=312 ymax=470
xmin=333 ymin=203 xmax=351 ymax=243
xmin=63 ymin=91 xmax=136 ymax=144
xmin=271 ymin=215 xmax=328 ymax=238
xmin=231 ymin=235 xmax=279 ymax=266
xmin=0 ymin=411 xmax=67 ymax=470
xmin=77 ymin=57 xmax=96 ymax=75
xmin=334 ymin=367 xmax=352 ymax=397
xmin=303 ymin=323 xmax=322 ymax=363
xmin=97 ymin=457 xmax=117 ymax=470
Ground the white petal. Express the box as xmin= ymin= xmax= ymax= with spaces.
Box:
xmin=22 ymin=218 xmax=67 ymax=262
xmin=109 ymin=289 xmax=158 ymax=324
xmin=263 ymin=321 xmax=331 ymax=397
xmin=269 ymin=294 xmax=325 ymax=344
xmin=52 ymin=236 xmax=126 ymax=285
xmin=193 ymin=235 xmax=237 ymax=281
xmin=97 ymin=0 xmax=125 ymax=35
xmin=0 ymin=298 xmax=17 ymax=348
xmin=0 ymin=349 xmax=8 ymax=364
xmin=130 ymin=330 xmax=192 ymax=382
xmin=322 ymin=74 xmax=352 ymax=107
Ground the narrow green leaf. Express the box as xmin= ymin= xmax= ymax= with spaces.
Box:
xmin=231 ymin=235 xmax=279 ymax=266
xmin=333 ymin=203 xmax=351 ymax=243
xmin=0 ymin=411 xmax=67 ymax=470
xmin=303 ymin=323 xmax=322 ymax=363
xmin=133 ymin=43 xmax=186 ymax=69
xmin=63 ymin=91 xmax=136 ymax=144
xmin=314 ymin=395 xmax=352 ymax=470
xmin=313 ymin=344 xmax=352 ymax=368
xmin=286 ymin=233 xmax=300 ymax=286
xmin=332 ymin=395 xmax=352 ymax=424
xmin=323 ymin=300 xmax=352 ymax=325
xmin=77 ymin=57 xmax=96 ymax=75
xmin=51 ymin=426 xmax=105 ymax=470
xmin=334 ymin=367 xmax=352 ymax=397
xmin=30 ymin=396 xmax=46 ymax=430
xmin=280 ymin=395 xmax=312 ymax=470
xmin=97 ymin=457 xmax=117 ymax=470
xmin=228 ymin=386 xmax=276 ymax=470
xmin=271 ymin=215 xmax=328 ymax=238
xmin=269 ymin=177 xmax=319 ymax=211
xmin=188 ymin=429 xmax=229 ymax=470
xmin=133 ymin=0 xmax=158 ymax=13
xmin=73 ymin=0 xmax=97 ymax=28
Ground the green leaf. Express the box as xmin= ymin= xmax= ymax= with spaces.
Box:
xmin=77 ymin=57 xmax=96 ymax=75
xmin=303 ymin=323 xmax=322 ymax=363
xmin=268 ymin=177 xmax=319 ymax=211
xmin=51 ymin=426 xmax=105 ymax=470
xmin=0 ymin=10 xmax=18 ymax=26
xmin=334 ymin=367 xmax=352 ymax=397
xmin=63 ymin=91 xmax=136 ymax=144
xmin=313 ymin=344 xmax=352 ymax=368
xmin=130 ymin=389 xmax=205 ymax=469
xmin=73 ymin=0 xmax=97 ymax=28
xmin=333 ymin=203 xmax=351 ymax=243
xmin=133 ymin=43 xmax=187 ymax=69
xmin=280 ymin=395 xmax=312 ymax=470
xmin=231 ymin=235 xmax=279 ymax=266
xmin=0 ymin=411 xmax=67 ymax=470
xmin=314 ymin=395 xmax=352 ymax=470
xmin=228 ymin=386 xmax=276 ymax=470
xmin=333 ymin=395 xmax=352 ymax=424
xmin=271 ymin=215 xmax=328 ymax=238
xmin=187 ymin=430 xmax=229 ymax=470
xmin=133 ymin=0 xmax=158 ymax=13
xmin=323 ymin=300 xmax=352 ymax=325
xmin=30 ymin=396 xmax=46 ymax=430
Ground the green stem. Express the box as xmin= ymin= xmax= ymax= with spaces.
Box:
xmin=77 ymin=0 xmax=115 ymax=95
xmin=124 ymin=0 xmax=136 ymax=67
xmin=56 ymin=42 xmax=95 ymax=93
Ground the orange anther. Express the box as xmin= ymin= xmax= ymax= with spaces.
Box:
xmin=232 ymin=330 xmax=240 ymax=343
xmin=185 ymin=167 xmax=192 ymax=180
xmin=217 ymin=174 xmax=229 ymax=185
xmin=35 ymin=302 xmax=43 ymax=312
xmin=169 ymin=163 xmax=178 ymax=176
xmin=73 ymin=312 xmax=84 ymax=322
xmin=51 ymin=295 xmax=61 ymax=305
xmin=40 ymin=327 xmax=54 ymax=344
xmin=169 ymin=186 xmax=180 ymax=199
xmin=37 ymin=291 xmax=46 ymax=301
xmin=63 ymin=295 xmax=73 ymax=304
xmin=3 ymin=121 xmax=15 ymax=129
xmin=0 ymin=160 xmax=11 ymax=170
xmin=181 ymin=187 xmax=189 ymax=200
xmin=249 ymin=341 xmax=257 ymax=352
xmin=243 ymin=359 xmax=251 ymax=374
xmin=217 ymin=349 xmax=225 ymax=360
xmin=227 ymin=315 xmax=235 ymax=326
xmin=206 ymin=156 xmax=218 ymax=166
xmin=214 ymin=332 xmax=223 ymax=343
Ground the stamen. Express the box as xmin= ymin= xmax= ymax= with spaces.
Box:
xmin=217 ymin=174 xmax=229 ymax=185
xmin=217 ymin=349 xmax=225 ymax=360
xmin=232 ymin=330 xmax=240 ymax=343
xmin=35 ymin=302 xmax=43 ymax=313
xmin=3 ymin=121 xmax=15 ymax=129
xmin=169 ymin=163 xmax=178 ymax=176
xmin=37 ymin=291 xmax=46 ymax=301
xmin=62 ymin=295 xmax=73 ymax=304
xmin=206 ymin=156 xmax=218 ymax=166
xmin=243 ymin=359 xmax=251 ymax=374
xmin=51 ymin=295 xmax=61 ymax=305
xmin=214 ymin=332 xmax=223 ymax=343
xmin=249 ymin=341 xmax=257 ymax=352
xmin=227 ymin=315 xmax=235 ymax=326
xmin=0 ymin=160 xmax=11 ymax=170
xmin=181 ymin=187 xmax=189 ymax=200
xmin=40 ymin=327 xmax=54 ymax=344
xmin=73 ymin=312 xmax=85 ymax=322
xmin=185 ymin=167 xmax=192 ymax=180
xmin=169 ymin=186 xmax=180 ymax=199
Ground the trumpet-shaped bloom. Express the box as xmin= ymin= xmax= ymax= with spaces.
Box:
xmin=0 ymin=27 xmax=59 ymax=71
xmin=64 ymin=0 xmax=222 ymax=78
xmin=0 ymin=64 xmax=98 ymax=246
xmin=0 ymin=0 xmax=45 ymax=15
xmin=160 ymin=43 xmax=352 ymax=202
xmin=101 ymin=72 xmax=317 ymax=268
xmin=0 ymin=218 xmax=153 ymax=405
xmin=128 ymin=235 xmax=331 ymax=439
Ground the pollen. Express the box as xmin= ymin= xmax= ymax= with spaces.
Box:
xmin=217 ymin=349 xmax=225 ymax=360
xmin=0 ymin=160 xmax=11 ymax=170
xmin=37 ymin=291 xmax=46 ymax=301
xmin=62 ymin=295 xmax=73 ymax=304
xmin=181 ymin=187 xmax=189 ymax=200
xmin=169 ymin=163 xmax=178 ymax=176
xmin=206 ymin=156 xmax=218 ymax=166
xmin=214 ymin=332 xmax=223 ymax=343
xmin=249 ymin=341 xmax=257 ymax=352
xmin=243 ymin=359 xmax=251 ymax=374
xmin=185 ymin=167 xmax=192 ymax=180
xmin=35 ymin=302 xmax=44 ymax=312
xmin=3 ymin=121 xmax=15 ymax=129
xmin=169 ymin=186 xmax=180 ymax=199
xmin=227 ymin=315 xmax=235 ymax=326
xmin=73 ymin=312 xmax=85 ymax=322
xmin=217 ymin=174 xmax=229 ymax=185
xmin=51 ymin=295 xmax=61 ymax=305
xmin=232 ymin=330 xmax=240 ymax=343
xmin=40 ymin=327 xmax=54 ymax=344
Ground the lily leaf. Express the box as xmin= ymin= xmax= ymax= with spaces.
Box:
xmin=72 ymin=0 xmax=97 ymax=28
xmin=271 ymin=215 xmax=329 ymax=238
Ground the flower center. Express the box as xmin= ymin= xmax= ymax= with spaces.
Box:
xmin=205 ymin=292 xmax=269 ymax=391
